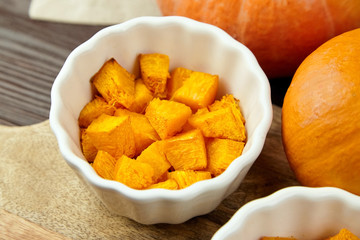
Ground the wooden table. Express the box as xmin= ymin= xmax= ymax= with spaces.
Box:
xmin=0 ymin=1 xmax=299 ymax=239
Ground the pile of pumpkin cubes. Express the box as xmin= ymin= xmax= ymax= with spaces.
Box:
xmin=78 ymin=53 xmax=246 ymax=190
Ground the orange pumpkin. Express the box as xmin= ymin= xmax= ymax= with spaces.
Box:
xmin=281 ymin=28 xmax=360 ymax=195
xmin=157 ymin=0 xmax=360 ymax=79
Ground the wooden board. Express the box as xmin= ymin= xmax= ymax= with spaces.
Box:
xmin=0 ymin=209 xmax=70 ymax=240
xmin=0 ymin=106 xmax=300 ymax=239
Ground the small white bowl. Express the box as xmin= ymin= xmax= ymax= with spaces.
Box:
xmin=49 ymin=16 xmax=272 ymax=224
xmin=212 ymin=186 xmax=360 ymax=240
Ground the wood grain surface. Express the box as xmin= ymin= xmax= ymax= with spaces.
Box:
xmin=0 ymin=1 xmax=299 ymax=239
xmin=0 ymin=209 xmax=70 ymax=240
xmin=0 ymin=0 xmax=104 ymax=126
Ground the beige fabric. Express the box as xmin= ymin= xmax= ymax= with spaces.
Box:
xmin=0 ymin=121 xmax=142 ymax=239
xmin=29 ymin=0 xmax=162 ymax=25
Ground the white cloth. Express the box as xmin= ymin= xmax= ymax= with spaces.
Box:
xmin=29 ymin=0 xmax=162 ymax=25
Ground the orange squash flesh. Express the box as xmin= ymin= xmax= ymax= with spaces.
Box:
xmin=114 ymin=108 xmax=159 ymax=156
xmin=78 ymin=96 xmax=116 ymax=128
xmin=92 ymin=150 xmax=117 ymax=180
xmin=167 ymin=67 xmax=193 ymax=99
xmin=80 ymin=128 xmax=97 ymax=163
xmin=114 ymin=155 xmax=155 ymax=190
xmin=145 ymin=98 xmax=192 ymax=140
xmin=136 ymin=141 xmax=171 ymax=182
xmin=79 ymin=53 xmax=247 ymax=190
xmin=86 ymin=114 xmax=136 ymax=159
xmin=171 ymin=71 xmax=219 ymax=111
xmin=140 ymin=53 xmax=170 ymax=98
xmin=128 ymin=78 xmax=154 ymax=114
xmin=206 ymin=138 xmax=245 ymax=177
xmin=91 ymin=58 xmax=135 ymax=108
xmin=167 ymin=170 xmax=212 ymax=189
xmin=163 ymin=129 xmax=207 ymax=171
xmin=147 ymin=179 xmax=179 ymax=190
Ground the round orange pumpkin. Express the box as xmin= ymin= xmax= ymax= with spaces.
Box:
xmin=281 ymin=28 xmax=360 ymax=195
xmin=157 ymin=0 xmax=360 ymax=79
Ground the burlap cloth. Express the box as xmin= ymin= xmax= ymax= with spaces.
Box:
xmin=0 ymin=120 xmax=192 ymax=239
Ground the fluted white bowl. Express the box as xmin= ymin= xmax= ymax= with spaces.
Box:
xmin=212 ymin=186 xmax=360 ymax=240
xmin=49 ymin=16 xmax=272 ymax=224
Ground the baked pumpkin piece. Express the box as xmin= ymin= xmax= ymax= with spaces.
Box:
xmin=206 ymin=138 xmax=245 ymax=177
xmin=92 ymin=150 xmax=117 ymax=180
xmin=188 ymin=106 xmax=246 ymax=142
xmin=147 ymin=179 xmax=179 ymax=190
xmin=136 ymin=141 xmax=171 ymax=182
xmin=209 ymin=94 xmax=245 ymax=124
xmin=167 ymin=170 xmax=211 ymax=189
xmin=163 ymin=129 xmax=207 ymax=171
xmin=145 ymin=98 xmax=192 ymax=139
xmin=91 ymin=58 xmax=135 ymax=108
xmin=113 ymin=155 xmax=155 ymax=190
xmin=167 ymin=67 xmax=193 ymax=99
xmin=128 ymin=78 xmax=154 ymax=113
xmin=140 ymin=53 xmax=170 ymax=98
xmin=78 ymin=96 xmax=116 ymax=128
xmin=80 ymin=128 xmax=97 ymax=163
xmin=326 ymin=228 xmax=360 ymax=240
xmin=114 ymin=108 xmax=159 ymax=156
xmin=86 ymin=114 xmax=136 ymax=159
xmin=171 ymin=71 xmax=218 ymax=111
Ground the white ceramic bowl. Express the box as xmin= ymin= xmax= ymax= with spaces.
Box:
xmin=49 ymin=16 xmax=272 ymax=224
xmin=212 ymin=186 xmax=360 ymax=240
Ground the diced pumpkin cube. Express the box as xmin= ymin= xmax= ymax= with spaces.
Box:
xmin=147 ymin=179 xmax=179 ymax=190
xmin=167 ymin=67 xmax=193 ymax=99
xmin=78 ymin=96 xmax=116 ymax=128
xmin=136 ymin=141 xmax=171 ymax=181
xmin=188 ymin=107 xmax=246 ymax=142
xmin=195 ymin=107 xmax=210 ymax=115
xmin=171 ymin=71 xmax=218 ymax=111
xmin=145 ymin=98 xmax=192 ymax=139
xmin=128 ymin=78 xmax=154 ymax=113
xmin=113 ymin=155 xmax=155 ymax=189
xmin=140 ymin=53 xmax=170 ymax=98
xmin=209 ymin=94 xmax=245 ymax=124
xmin=157 ymin=171 xmax=170 ymax=183
xmin=80 ymin=128 xmax=97 ymax=162
xmin=181 ymin=121 xmax=196 ymax=133
xmin=167 ymin=170 xmax=211 ymax=189
xmin=86 ymin=114 xmax=136 ymax=158
xmin=92 ymin=150 xmax=117 ymax=180
xmin=206 ymin=138 xmax=245 ymax=177
xmin=114 ymin=108 xmax=159 ymax=156
xmin=91 ymin=58 xmax=135 ymax=108
xmin=163 ymin=129 xmax=207 ymax=170
xmin=326 ymin=229 xmax=360 ymax=240
xmin=174 ymin=103 xmax=208 ymax=133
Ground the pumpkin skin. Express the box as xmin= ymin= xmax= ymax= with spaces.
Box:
xmin=157 ymin=0 xmax=360 ymax=79
xmin=281 ymin=28 xmax=360 ymax=195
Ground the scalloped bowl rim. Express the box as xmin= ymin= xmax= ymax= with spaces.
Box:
xmin=49 ymin=16 xmax=272 ymax=203
xmin=212 ymin=186 xmax=360 ymax=239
